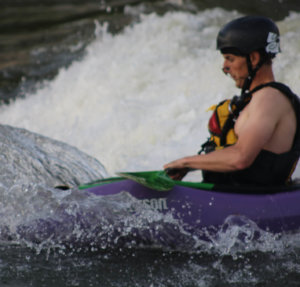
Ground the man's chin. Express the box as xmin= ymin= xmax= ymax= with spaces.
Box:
xmin=234 ymin=80 xmax=244 ymax=89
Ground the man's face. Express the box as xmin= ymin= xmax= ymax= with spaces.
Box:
xmin=222 ymin=53 xmax=248 ymax=89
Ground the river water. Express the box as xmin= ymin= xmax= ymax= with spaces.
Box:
xmin=1 ymin=0 xmax=300 ymax=286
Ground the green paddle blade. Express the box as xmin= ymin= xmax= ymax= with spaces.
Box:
xmin=77 ymin=171 xmax=172 ymax=191
xmin=78 ymin=176 xmax=124 ymax=190
xmin=77 ymin=170 xmax=215 ymax=192
xmin=117 ymin=170 xmax=214 ymax=191
xmin=117 ymin=170 xmax=174 ymax=191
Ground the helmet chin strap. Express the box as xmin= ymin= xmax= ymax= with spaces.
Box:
xmin=241 ymin=54 xmax=264 ymax=94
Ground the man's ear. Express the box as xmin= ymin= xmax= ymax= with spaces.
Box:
xmin=249 ymin=51 xmax=261 ymax=68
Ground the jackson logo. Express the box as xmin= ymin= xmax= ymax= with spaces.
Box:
xmin=141 ymin=198 xmax=168 ymax=211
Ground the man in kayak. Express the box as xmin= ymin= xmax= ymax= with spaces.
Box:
xmin=164 ymin=16 xmax=300 ymax=185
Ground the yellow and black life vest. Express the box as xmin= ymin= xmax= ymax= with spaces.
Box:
xmin=200 ymin=90 xmax=252 ymax=154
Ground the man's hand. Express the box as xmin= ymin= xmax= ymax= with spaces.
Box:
xmin=165 ymin=167 xmax=190 ymax=181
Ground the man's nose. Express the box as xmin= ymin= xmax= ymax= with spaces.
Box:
xmin=222 ymin=66 xmax=230 ymax=75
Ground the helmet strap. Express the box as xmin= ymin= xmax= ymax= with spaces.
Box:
xmin=241 ymin=54 xmax=264 ymax=94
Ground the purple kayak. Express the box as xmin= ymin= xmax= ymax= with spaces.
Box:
xmin=82 ymin=175 xmax=300 ymax=238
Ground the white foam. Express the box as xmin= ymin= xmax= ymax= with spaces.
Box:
xmin=0 ymin=9 xmax=300 ymax=178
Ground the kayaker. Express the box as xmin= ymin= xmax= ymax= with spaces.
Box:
xmin=164 ymin=16 xmax=300 ymax=186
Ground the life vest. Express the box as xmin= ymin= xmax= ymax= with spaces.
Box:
xmin=200 ymin=82 xmax=300 ymax=185
xmin=200 ymin=85 xmax=257 ymax=153
xmin=206 ymin=99 xmax=237 ymax=148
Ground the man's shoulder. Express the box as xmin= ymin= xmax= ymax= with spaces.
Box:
xmin=249 ymin=86 xmax=293 ymax=116
xmin=252 ymin=85 xmax=289 ymax=104
xmin=252 ymin=82 xmax=299 ymax=103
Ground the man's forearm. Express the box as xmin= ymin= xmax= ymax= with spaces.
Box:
xmin=164 ymin=145 xmax=254 ymax=172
